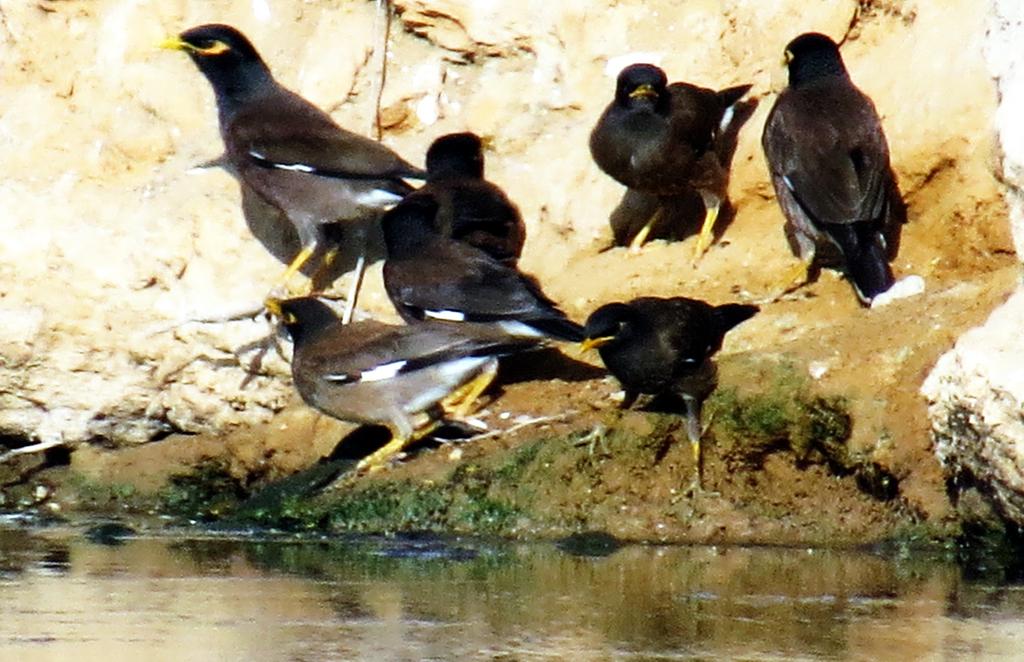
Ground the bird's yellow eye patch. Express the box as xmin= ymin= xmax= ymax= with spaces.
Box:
xmin=196 ymin=40 xmax=231 ymax=56
xmin=784 ymin=48 xmax=794 ymax=65
xmin=158 ymin=36 xmax=230 ymax=56
xmin=628 ymin=84 xmax=658 ymax=100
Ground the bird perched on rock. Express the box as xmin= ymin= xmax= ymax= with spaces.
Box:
xmin=762 ymin=32 xmax=903 ymax=305
xmin=404 ymin=132 xmax=526 ymax=266
xmin=581 ymin=297 xmax=758 ymax=491
xmin=161 ymin=24 xmax=424 ymax=322
xmin=268 ymin=296 xmax=538 ymax=471
xmin=590 ymin=63 xmax=751 ymax=258
xmin=382 ymin=194 xmax=584 ymax=342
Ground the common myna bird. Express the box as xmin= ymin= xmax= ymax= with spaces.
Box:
xmin=590 ymin=63 xmax=751 ymax=258
xmin=268 ymin=296 xmax=538 ymax=471
xmin=161 ymin=24 xmax=424 ymax=322
xmin=382 ymin=194 xmax=584 ymax=342
xmin=404 ymin=132 xmax=526 ymax=266
xmin=581 ymin=297 xmax=758 ymax=490
xmin=762 ymin=32 xmax=902 ymax=305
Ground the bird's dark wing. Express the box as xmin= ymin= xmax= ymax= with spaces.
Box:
xmin=764 ymin=84 xmax=890 ymax=226
xmin=666 ymin=82 xmax=722 ymax=158
xmin=638 ymin=298 xmax=719 ymax=372
xmin=387 ymin=243 xmax=558 ymax=321
xmin=302 ymin=321 xmax=532 ymax=384
xmin=228 ymin=90 xmax=425 ymax=180
xmin=715 ymin=84 xmax=753 ymax=115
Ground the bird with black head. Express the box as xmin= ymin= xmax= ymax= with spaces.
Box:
xmin=268 ymin=296 xmax=539 ymax=471
xmin=582 ymin=297 xmax=758 ymax=492
xmin=382 ymin=194 xmax=584 ymax=343
xmin=403 ymin=132 xmax=526 ymax=266
xmin=762 ymin=32 xmax=904 ymax=305
xmin=590 ymin=63 xmax=751 ymax=259
xmin=161 ymin=24 xmax=424 ymax=322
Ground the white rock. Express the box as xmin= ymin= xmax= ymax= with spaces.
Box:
xmin=922 ymin=289 xmax=1024 ymax=524
xmin=870 ymin=275 xmax=925 ymax=308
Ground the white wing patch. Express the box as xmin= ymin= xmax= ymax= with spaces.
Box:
xmin=359 ymin=360 xmax=408 ymax=382
xmin=718 ymin=105 xmax=736 ymax=134
xmin=424 ymin=309 xmax=467 ymax=322
xmin=323 ymin=359 xmax=408 ymax=384
xmin=248 ymin=150 xmax=315 ymax=173
xmin=354 ymin=189 xmax=404 ymax=208
xmin=782 ymin=174 xmax=796 ymax=192
xmin=272 ymin=162 xmax=315 ymax=173
xmin=496 ymin=320 xmax=544 ymax=338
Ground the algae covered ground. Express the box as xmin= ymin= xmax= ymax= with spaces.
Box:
xmin=0 ymin=351 xmax=970 ymax=551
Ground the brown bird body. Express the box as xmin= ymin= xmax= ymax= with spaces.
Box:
xmin=403 ymin=132 xmax=525 ymax=266
xmin=226 ymin=90 xmax=421 ymax=241
xmin=762 ymin=32 xmax=902 ymax=304
xmin=162 ymin=24 xmax=423 ymax=320
xmin=590 ymin=64 xmax=750 ymax=255
xmin=382 ymin=195 xmax=583 ymax=342
xmin=271 ymin=297 xmax=537 ymax=470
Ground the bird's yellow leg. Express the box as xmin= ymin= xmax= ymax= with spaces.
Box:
xmin=307 ymin=246 xmax=339 ymax=293
xmin=685 ymin=400 xmax=703 ymax=493
xmin=356 ymin=418 xmax=440 ymax=473
xmin=682 ymin=395 xmax=720 ymax=496
xmin=321 ymin=246 xmax=339 ymax=271
xmin=767 ymin=256 xmax=813 ymax=301
xmin=440 ymin=363 xmax=498 ymax=420
xmin=628 ymin=207 xmax=663 ymax=253
xmin=271 ymin=245 xmax=316 ymax=295
xmin=692 ymin=192 xmax=721 ymax=262
xmin=690 ymin=437 xmax=702 ymax=491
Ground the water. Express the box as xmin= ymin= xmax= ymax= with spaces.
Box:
xmin=1 ymin=523 xmax=1023 ymax=661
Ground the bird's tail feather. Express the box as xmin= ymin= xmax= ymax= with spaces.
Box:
xmin=713 ymin=303 xmax=759 ymax=334
xmin=529 ymin=317 xmax=586 ymax=343
xmin=825 ymin=223 xmax=895 ymax=305
xmin=717 ymin=84 xmax=753 ymax=110
xmin=847 ymin=237 xmax=895 ymax=305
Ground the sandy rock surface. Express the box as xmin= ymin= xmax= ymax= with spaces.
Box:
xmin=920 ymin=0 xmax=1024 ymax=527
xmin=0 ymin=0 xmax=1019 ymax=530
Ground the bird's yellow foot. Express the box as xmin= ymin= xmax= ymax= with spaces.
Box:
xmin=440 ymin=364 xmax=498 ymax=420
xmin=355 ymin=420 xmax=439 ymax=473
xmin=692 ymin=197 xmax=720 ymax=263
xmin=628 ymin=208 xmax=663 ymax=254
xmin=269 ymin=245 xmax=316 ymax=298
xmin=764 ymin=258 xmax=813 ymax=302
xmin=684 ymin=441 xmax=720 ymax=497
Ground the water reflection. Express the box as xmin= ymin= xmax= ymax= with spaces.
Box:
xmin=0 ymin=525 xmax=1023 ymax=660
